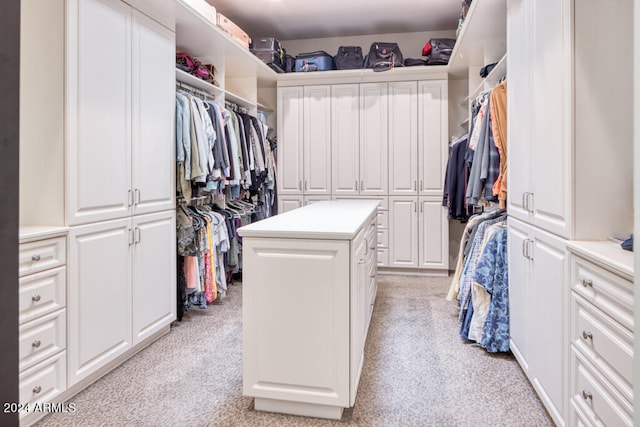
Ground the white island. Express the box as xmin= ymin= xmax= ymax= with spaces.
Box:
xmin=237 ymin=200 xmax=379 ymax=420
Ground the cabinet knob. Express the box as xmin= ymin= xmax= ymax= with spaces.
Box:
xmin=581 ymin=390 xmax=593 ymax=401
xmin=32 ymin=340 xmax=42 ymax=348
xmin=32 ymin=295 xmax=41 ymax=302
xmin=582 ymin=331 xmax=593 ymax=341
xmin=33 ymin=386 xmax=42 ymax=394
xmin=359 ymin=259 xmax=367 ymax=264
xmin=581 ymin=279 xmax=593 ymax=288
xmin=31 ymin=254 xmax=41 ymax=262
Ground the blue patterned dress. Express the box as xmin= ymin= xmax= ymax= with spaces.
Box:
xmin=472 ymin=227 xmax=510 ymax=352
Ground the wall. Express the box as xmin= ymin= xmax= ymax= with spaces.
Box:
xmin=282 ymin=30 xmax=456 ymax=60
xmin=634 ymin=0 xmax=640 ymax=419
xmin=0 ymin=0 xmax=20 ymax=424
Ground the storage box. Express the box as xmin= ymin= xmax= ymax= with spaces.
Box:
xmin=216 ymin=12 xmax=251 ymax=49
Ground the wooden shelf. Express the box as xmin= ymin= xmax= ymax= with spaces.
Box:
xmin=257 ymin=102 xmax=274 ymax=113
xmin=175 ymin=68 xmax=224 ymax=98
xmin=467 ymin=53 xmax=508 ymax=100
xmin=174 ymin=0 xmax=278 ymax=88
xmin=225 ymin=90 xmax=255 ymax=110
xmin=448 ymin=0 xmax=507 ymax=78
xmin=277 ymin=65 xmax=448 ymax=86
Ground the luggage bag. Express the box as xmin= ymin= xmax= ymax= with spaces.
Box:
xmin=216 ymin=12 xmax=251 ymax=49
xmin=250 ymin=37 xmax=286 ymax=73
xmin=294 ymin=51 xmax=336 ymax=72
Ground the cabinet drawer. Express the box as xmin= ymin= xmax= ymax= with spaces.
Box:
xmin=19 ymin=237 xmax=66 ymax=277
xmin=19 ymin=267 xmax=66 ymax=324
xmin=571 ymin=349 xmax=632 ymax=427
xmin=19 ymin=310 xmax=66 ymax=372
xmin=572 ymin=293 xmax=633 ymax=402
xmin=377 ymin=248 xmax=389 ymax=267
xmin=377 ymin=209 xmax=389 ymax=230
xmin=571 ymin=398 xmax=595 ymax=427
xmin=19 ymin=351 xmax=67 ymax=413
xmin=377 ymin=229 xmax=389 ymax=249
xmin=571 ymin=256 xmax=633 ymax=331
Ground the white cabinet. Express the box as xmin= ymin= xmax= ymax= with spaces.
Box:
xmin=567 ymin=243 xmax=634 ymax=426
xmin=68 ymin=211 xmax=175 ymax=386
xmin=240 ymin=200 xmax=378 ymax=420
xmin=303 ymin=85 xmax=332 ymax=195
xmin=389 ymin=82 xmax=417 ymax=195
xmin=68 ymin=218 xmax=133 ymax=386
xmin=418 ymin=197 xmax=449 ymax=270
xmin=278 ymin=195 xmax=304 ymax=213
xmin=18 ymin=229 xmax=68 ymax=424
xmin=508 ymin=217 xmax=569 ymax=425
xmin=66 ymin=0 xmax=175 ymax=225
xmin=277 ymin=85 xmax=331 ymax=196
xmin=389 ymin=197 xmax=419 ymax=267
xmin=359 ymin=83 xmax=388 ymax=195
xmin=418 ymin=81 xmax=448 ymax=196
xmin=390 ymin=197 xmax=449 ymax=271
xmin=331 ymin=84 xmax=360 ymax=196
xmin=277 ymin=86 xmax=304 ymax=195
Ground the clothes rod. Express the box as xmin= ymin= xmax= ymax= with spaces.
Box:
xmin=175 ymin=81 xmax=215 ymax=100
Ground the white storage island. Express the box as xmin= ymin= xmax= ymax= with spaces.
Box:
xmin=237 ymin=199 xmax=379 ymax=420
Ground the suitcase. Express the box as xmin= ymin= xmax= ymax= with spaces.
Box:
xmin=216 ymin=12 xmax=251 ymax=49
xmin=250 ymin=38 xmax=286 ymax=73
xmin=183 ymin=0 xmax=216 ymax=26
xmin=284 ymin=54 xmax=295 ymax=73
xmin=294 ymin=51 xmax=336 ymax=72
xmin=252 ymin=50 xmax=285 ymax=73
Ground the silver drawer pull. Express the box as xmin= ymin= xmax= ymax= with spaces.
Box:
xmin=33 ymin=386 xmax=42 ymax=394
xmin=32 ymin=295 xmax=41 ymax=302
xmin=581 ymin=390 xmax=593 ymax=401
xmin=582 ymin=331 xmax=593 ymax=340
xmin=581 ymin=279 xmax=593 ymax=288
xmin=31 ymin=254 xmax=41 ymax=262
xmin=32 ymin=340 xmax=42 ymax=348
xmin=359 ymin=259 xmax=367 ymax=264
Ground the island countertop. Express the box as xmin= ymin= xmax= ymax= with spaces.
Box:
xmin=237 ymin=200 xmax=380 ymax=240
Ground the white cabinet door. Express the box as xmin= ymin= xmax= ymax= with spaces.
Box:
xmin=66 ymin=0 xmax=132 ymax=225
xmin=506 ymin=0 xmax=531 ymax=223
xmin=303 ymin=85 xmax=331 ymax=195
xmin=331 ymin=84 xmax=360 ymax=196
xmin=389 ymin=197 xmax=418 ymax=268
xmin=68 ymin=218 xmax=132 ymax=386
xmin=418 ymin=80 xmax=448 ymax=196
xmin=304 ymin=195 xmax=331 ymax=206
xmin=389 ymin=81 xmax=417 ymax=195
xmin=359 ymin=83 xmax=388 ymax=195
xmin=131 ymin=10 xmax=175 ymax=216
xmin=349 ymin=229 xmax=368 ymax=406
xmin=418 ymin=197 xmax=448 ymax=270
xmin=529 ymin=0 xmax=572 ymax=239
xmin=278 ymin=195 xmax=304 ymax=213
xmin=530 ymin=226 xmax=568 ymax=424
xmin=507 ymin=217 xmax=531 ymax=373
xmin=132 ymin=211 xmax=176 ymax=345
xmin=277 ymin=87 xmax=304 ymax=195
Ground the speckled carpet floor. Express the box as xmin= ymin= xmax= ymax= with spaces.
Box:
xmin=37 ymin=275 xmax=553 ymax=427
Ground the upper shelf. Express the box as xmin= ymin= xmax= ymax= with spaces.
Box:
xmin=448 ymin=0 xmax=507 ymax=78
xmin=174 ymin=0 xmax=278 ymax=88
xmin=277 ymin=65 xmax=448 ymax=86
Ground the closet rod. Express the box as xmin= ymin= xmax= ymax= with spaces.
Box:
xmin=175 ymin=81 xmax=215 ymax=101
xmin=225 ymin=100 xmax=249 ymax=115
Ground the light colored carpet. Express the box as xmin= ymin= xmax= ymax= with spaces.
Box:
xmin=37 ymin=275 xmax=553 ymax=427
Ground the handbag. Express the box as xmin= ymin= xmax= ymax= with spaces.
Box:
xmin=334 ymin=46 xmax=364 ymax=70
xmin=365 ymin=42 xmax=403 ymax=72
xmin=422 ymin=39 xmax=456 ymax=65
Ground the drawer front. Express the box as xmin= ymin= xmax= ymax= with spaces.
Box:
xmin=571 ymin=398 xmax=595 ymax=427
xmin=572 ymin=293 xmax=633 ymax=402
xmin=19 ymin=237 xmax=66 ymax=277
xmin=571 ymin=349 xmax=632 ymax=427
xmin=571 ymin=256 xmax=633 ymax=331
xmin=377 ymin=229 xmax=389 ymax=249
xmin=19 ymin=267 xmax=66 ymax=324
xmin=377 ymin=209 xmax=389 ymax=230
xmin=19 ymin=310 xmax=66 ymax=372
xmin=377 ymin=248 xmax=389 ymax=267
xmin=19 ymin=351 xmax=67 ymax=412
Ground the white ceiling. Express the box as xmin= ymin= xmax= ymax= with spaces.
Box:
xmin=207 ymin=0 xmax=461 ymax=41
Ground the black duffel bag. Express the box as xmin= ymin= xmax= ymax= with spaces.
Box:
xmin=365 ymin=42 xmax=403 ymax=71
xmin=422 ymin=38 xmax=456 ymax=65
xmin=334 ymin=46 xmax=364 ymax=70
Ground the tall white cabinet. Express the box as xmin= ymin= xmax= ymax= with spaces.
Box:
xmin=20 ymin=0 xmax=176 ymax=420
xmin=278 ymin=70 xmax=449 ymax=274
xmin=505 ymin=0 xmax=634 ymax=425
